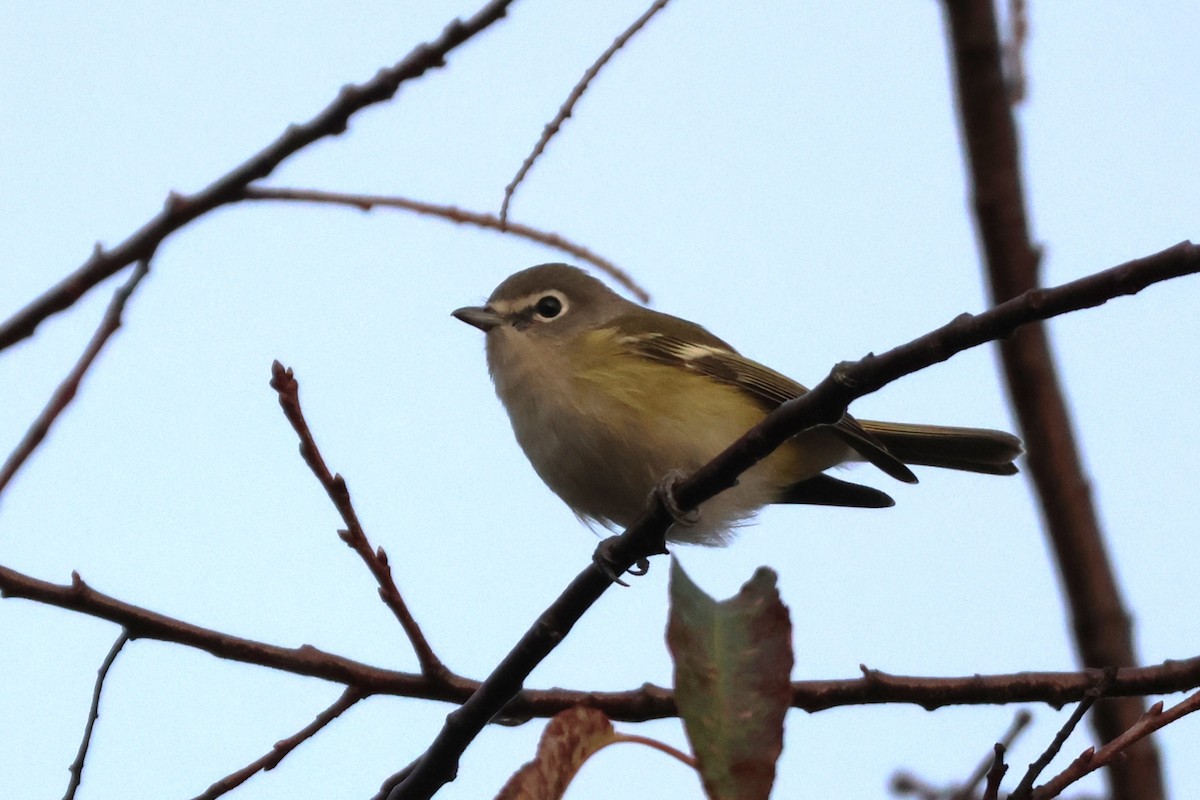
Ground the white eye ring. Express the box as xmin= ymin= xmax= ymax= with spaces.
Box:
xmin=533 ymin=292 xmax=568 ymax=320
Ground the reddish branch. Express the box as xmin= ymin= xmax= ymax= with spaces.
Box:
xmin=269 ymin=361 xmax=448 ymax=680
xmin=239 ymin=186 xmax=648 ymax=302
xmin=0 ymin=567 xmax=464 ymax=698
xmin=941 ymin=1 xmax=1161 ymax=797
xmin=1032 ymin=690 xmax=1200 ymax=799
xmin=389 ymin=243 xmax=1200 ymax=799
xmin=1010 ymin=669 xmax=1115 ymax=797
xmin=0 ymin=0 xmax=517 ymax=353
xmin=498 ymin=0 xmax=673 ymax=226
xmin=0 ymin=261 xmax=149 ymax=497
xmin=2 ymin=565 xmax=1199 ymax=718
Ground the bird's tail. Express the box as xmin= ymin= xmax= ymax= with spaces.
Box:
xmin=859 ymin=420 xmax=1023 ymax=476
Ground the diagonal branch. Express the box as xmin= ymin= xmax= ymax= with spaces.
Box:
xmin=498 ymin=0 xmax=673 ymax=225
xmin=389 ymin=242 xmax=1199 ymax=799
xmin=63 ymin=630 xmax=130 ymax=800
xmin=1 ymin=260 xmax=150 ymax=500
xmin=0 ymin=0 xmax=518 ymax=353
xmin=1010 ymin=669 xmax=1115 ymax=798
xmin=268 ymin=361 xmax=449 ymax=680
xmin=940 ymin=2 xmax=1162 ymax=797
xmin=1032 ymin=689 xmax=1200 ymax=799
xmin=191 ymin=687 xmax=365 ymax=800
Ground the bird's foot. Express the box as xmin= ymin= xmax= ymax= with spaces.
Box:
xmin=592 ymin=537 xmax=650 ymax=587
xmin=655 ymin=469 xmax=700 ymax=527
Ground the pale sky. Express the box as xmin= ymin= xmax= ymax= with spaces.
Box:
xmin=2 ymin=2 xmax=1198 ymax=799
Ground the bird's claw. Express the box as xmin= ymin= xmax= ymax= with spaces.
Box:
xmin=655 ymin=469 xmax=700 ymax=527
xmin=592 ymin=538 xmax=649 ymax=586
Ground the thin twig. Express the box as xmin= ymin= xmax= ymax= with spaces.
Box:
xmin=950 ymin=709 xmax=1032 ymax=800
xmin=0 ymin=0 xmax=518 ymax=352
xmin=942 ymin=2 xmax=1161 ymax=797
xmin=1011 ymin=670 xmax=1115 ymax=798
xmin=610 ymin=732 xmax=697 ymax=768
xmin=387 ymin=241 xmax=1200 ymax=800
xmin=2 ymin=565 xmax=1199 ymax=721
xmin=269 ymin=361 xmax=449 ymax=681
xmin=894 ymin=709 xmax=1030 ymax=799
xmin=1032 ymin=690 xmax=1200 ymax=799
xmin=63 ymin=630 xmax=130 ymax=800
xmin=982 ymin=744 xmax=1008 ymax=800
xmin=191 ymin=687 xmax=365 ymax=800
xmin=239 ymin=186 xmax=648 ymax=302
xmin=498 ymin=0 xmax=672 ymax=225
xmin=1 ymin=260 xmax=150 ymax=499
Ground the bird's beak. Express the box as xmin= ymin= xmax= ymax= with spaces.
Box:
xmin=452 ymin=305 xmax=504 ymax=332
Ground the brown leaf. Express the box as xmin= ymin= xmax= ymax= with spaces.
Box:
xmin=495 ymin=706 xmax=617 ymax=800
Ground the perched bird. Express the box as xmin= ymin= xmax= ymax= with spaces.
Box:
xmin=453 ymin=263 xmax=1021 ymax=545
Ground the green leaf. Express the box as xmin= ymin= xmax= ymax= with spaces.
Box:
xmin=494 ymin=706 xmax=617 ymax=800
xmin=667 ymin=558 xmax=794 ymax=800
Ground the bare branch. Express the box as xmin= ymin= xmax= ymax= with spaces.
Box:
xmin=2 ymin=564 xmax=1199 ymax=721
xmin=388 ymin=242 xmax=1200 ymax=799
xmin=941 ymin=1 xmax=1162 ymax=796
xmin=982 ymin=745 xmax=1008 ymax=800
xmin=1010 ymin=670 xmax=1114 ymax=798
xmin=950 ymin=709 xmax=1031 ymax=800
xmin=268 ymin=361 xmax=449 ymax=680
xmin=0 ymin=566 xmax=459 ymax=697
xmin=0 ymin=0 xmax=518 ymax=353
xmin=1 ymin=260 xmax=149 ymax=500
xmin=498 ymin=0 xmax=672 ymax=225
xmin=191 ymin=688 xmax=365 ymax=800
xmin=239 ymin=186 xmax=648 ymax=302
xmin=1031 ymin=690 xmax=1200 ymax=799
xmin=63 ymin=630 xmax=130 ymax=800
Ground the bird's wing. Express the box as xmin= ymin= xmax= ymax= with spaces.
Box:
xmin=613 ymin=317 xmax=918 ymax=484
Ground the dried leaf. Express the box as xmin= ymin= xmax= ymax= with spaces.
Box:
xmin=495 ymin=706 xmax=617 ymax=800
xmin=667 ymin=559 xmax=794 ymax=800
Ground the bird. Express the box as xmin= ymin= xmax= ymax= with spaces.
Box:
xmin=453 ymin=263 xmax=1021 ymax=545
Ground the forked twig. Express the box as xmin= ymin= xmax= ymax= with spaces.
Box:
xmin=1010 ymin=669 xmax=1115 ymax=798
xmin=1032 ymin=690 xmax=1200 ymax=799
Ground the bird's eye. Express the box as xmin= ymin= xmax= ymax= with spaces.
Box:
xmin=534 ymin=295 xmax=563 ymax=319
